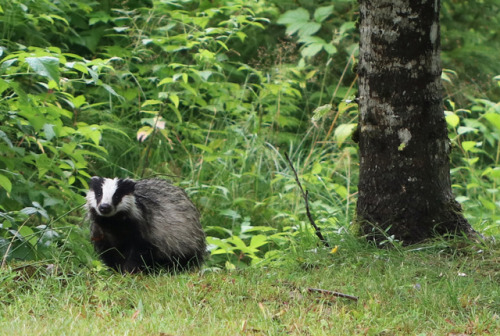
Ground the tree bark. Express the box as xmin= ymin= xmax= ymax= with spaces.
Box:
xmin=356 ymin=0 xmax=474 ymax=244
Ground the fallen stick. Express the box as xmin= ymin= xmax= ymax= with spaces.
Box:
xmin=307 ymin=287 xmax=359 ymax=302
xmin=284 ymin=152 xmax=330 ymax=248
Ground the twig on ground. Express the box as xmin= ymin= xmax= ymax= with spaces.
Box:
xmin=307 ymin=287 xmax=359 ymax=302
xmin=284 ymin=152 xmax=330 ymax=248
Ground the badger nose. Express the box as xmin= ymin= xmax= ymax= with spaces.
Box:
xmin=98 ymin=203 xmax=113 ymax=215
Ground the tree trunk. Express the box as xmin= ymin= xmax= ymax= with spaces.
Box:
xmin=356 ymin=0 xmax=474 ymax=244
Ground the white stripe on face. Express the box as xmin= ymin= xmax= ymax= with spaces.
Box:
xmin=86 ymin=189 xmax=97 ymax=211
xmin=116 ymin=194 xmax=142 ymax=221
xmin=101 ymin=178 xmax=118 ymax=207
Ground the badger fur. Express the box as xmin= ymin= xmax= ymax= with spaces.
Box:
xmin=86 ymin=177 xmax=206 ymax=273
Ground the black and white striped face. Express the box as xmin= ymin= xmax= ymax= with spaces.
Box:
xmin=86 ymin=177 xmax=136 ymax=217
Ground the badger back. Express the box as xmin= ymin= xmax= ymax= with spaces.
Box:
xmin=134 ymin=179 xmax=205 ymax=259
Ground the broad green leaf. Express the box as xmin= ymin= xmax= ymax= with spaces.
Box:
xmin=25 ymin=56 xmax=60 ymax=84
xmin=72 ymin=95 xmax=86 ymax=108
xmin=284 ymin=22 xmax=308 ymax=36
xmin=324 ymin=44 xmax=337 ymax=55
xmin=136 ymin=126 xmax=153 ymax=142
xmin=312 ymin=162 xmax=322 ymax=175
xmin=220 ymin=209 xmax=241 ymax=220
xmin=299 ymin=36 xmax=326 ymax=45
xmin=305 ymin=70 xmax=317 ymax=80
xmin=77 ymin=125 xmax=102 ymax=145
xmin=301 ymin=43 xmax=323 ymax=57
xmin=297 ymin=22 xmax=321 ymax=37
xmin=241 ymin=225 xmax=277 ymax=233
xmin=278 ymin=8 xmax=322 ymax=37
xmin=334 ymin=184 xmax=348 ymax=199
xmin=484 ymin=112 xmax=500 ymax=130
xmin=65 ymin=62 xmax=88 ymax=74
xmin=314 ymin=5 xmax=334 ymax=23
xmin=482 ymin=167 xmax=500 ymax=179
xmin=490 ymin=168 xmax=500 ymax=178
xmin=43 ymin=124 xmax=56 ymax=140
xmin=216 ymin=40 xmax=228 ymax=51
xmin=0 ymin=78 xmax=9 ymax=94
xmin=249 ymin=235 xmax=268 ymax=249
xmin=159 ymin=77 xmax=173 ymax=85
xmin=457 ymin=126 xmax=478 ymax=135
xmin=0 ymin=130 xmax=13 ymax=148
xmin=203 ymin=155 xmax=218 ymax=162
xmin=17 ymin=226 xmax=37 ymax=246
xmin=312 ymin=104 xmax=333 ymax=122
xmin=100 ymin=84 xmax=123 ymax=100
xmin=461 ymin=141 xmax=477 ymax=152
xmin=141 ymin=100 xmax=162 ymax=107
xmin=339 ymin=21 xmax=356 ymax=34
xmin=206 ymin=237 xmax=233 ymax=253
xmin=479 ymin=196 xmax=495 ymax=210
xmin=193 ymin=144 xmax=214 ymax=154
xmin=0 ymin=174 xmax=12 ymax=193
xmin=44 ymin=14 xmax=69 ymax=26
xmin=172 ymin=106 xmax=182 ymax=124
xmin=227 ymin=236 xmax=250 ymax=251
xmin=31 ymin=202 xmax=49 ymax=219
xmin=198 ymin=70 xmax=213 ymax=81
xmin=444 ymin=111 xmax=460 ymax=128
xmin=236 ymin=31 xmax=246 ymax=42
xmin=334 ymin=123 xmax=357 ymax=146
xmin=277 ymin=8 xmax=310 ymax=25
xmin=441 ymin=72 xmax=452 ymax=83
xmin=225 ymin=261 xmax=236 ymax=270
xmin=169 ymin=94 xmax=180 ymax=108
xmin=463 ymin=157 xmax=479 ymax=165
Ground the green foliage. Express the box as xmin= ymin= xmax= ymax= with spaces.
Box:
xmin=0 ymin=44 xmax=118 ymax=262
xmin=0 ymin=0 xmax=499 ymax=271
xmin=444 ymin=79 xmax=500 ymax=234
xmin=277 ymin=5 xmax=346 ymax=58
xmin=441 ymin=0 xmax=500 ymax=98
xmin=0 ymin=0 xmax=124 ymax=263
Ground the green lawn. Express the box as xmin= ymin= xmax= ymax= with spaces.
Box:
xmin=1 ymin=241 xmax=498 ymax=335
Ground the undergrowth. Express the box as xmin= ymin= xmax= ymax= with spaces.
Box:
xmin=0 ymin=0 xmax=498 ymax=273
xmin=0 ymin=1 xmax=498 ymax=334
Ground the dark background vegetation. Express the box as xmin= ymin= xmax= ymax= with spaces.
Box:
xmin=0 ymin=0 xmax=499 ymax=270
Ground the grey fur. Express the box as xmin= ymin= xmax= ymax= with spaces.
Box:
xmin=86 ymin=177 xmax=206 ymax=273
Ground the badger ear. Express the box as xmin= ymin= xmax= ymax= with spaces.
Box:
xmin=89 ymin=176 xmax=103 ymax=190
xmin=117 ymin=178 xmax=135 ymax=194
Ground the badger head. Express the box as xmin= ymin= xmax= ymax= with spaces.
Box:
xmin=86 ymin=177 xmax=137 ymax=217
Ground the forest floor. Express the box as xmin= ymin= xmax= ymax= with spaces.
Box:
xmin=1 ymin=239 xmax=499 ymax=336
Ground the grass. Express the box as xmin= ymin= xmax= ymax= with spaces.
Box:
xmin=1 ymin=239 xmax=498 ymax=335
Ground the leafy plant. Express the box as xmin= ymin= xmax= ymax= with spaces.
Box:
xmin=444 ymin=77 xmax=500 ymax=235
xmin=0 ymin=44 xmax=115 ymax=263
xmin=278 ymin=6 xmax=338 ymax=58
xmin=1 ymin=0 xmax=499 ymax=270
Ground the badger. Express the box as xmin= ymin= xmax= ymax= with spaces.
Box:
xmin=86 ymin=177 xmax=206 ymax=273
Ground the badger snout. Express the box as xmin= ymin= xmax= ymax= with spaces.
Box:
xmin=98 ymin=203 xmax=113 ymax=215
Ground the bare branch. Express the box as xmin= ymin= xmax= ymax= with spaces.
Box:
xmin=308 ymin=287 xmax=359 ymax=302
xmin=284 ymin=152 xmax=330 ymax=248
